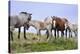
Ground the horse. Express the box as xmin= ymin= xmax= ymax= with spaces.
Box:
xmin=44 ymin=16 xmax=53 ymax=39
xmin=28 ymin=17 xmax=52 ymax=40
xmin=51 ymin=16 xmax=69 ymax=39
xmin=67 ymin=22 xmax=78 ymax=38
xmin=61 ymin=18 xmax=69 ymax=38
xmin=9 ymin=12 xmax=32 ymax=40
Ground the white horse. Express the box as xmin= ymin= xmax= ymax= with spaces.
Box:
xmin=67 ymin=22 xmax=78 ymax=37
xmin=9 ymin=12 xmax=32 ymax=40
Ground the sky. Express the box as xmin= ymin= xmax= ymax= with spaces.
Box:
xmin=10 ymin=1 xmax=78 ymax=34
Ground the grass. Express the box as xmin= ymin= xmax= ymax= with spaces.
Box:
xmin=10 ymin=32 xmax=78 ymax=53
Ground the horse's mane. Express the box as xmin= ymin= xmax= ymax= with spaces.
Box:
xmin=62 ymin=18 xmax=68 ymax=22
xmin=52 ymin=16 xmax=62 ymax=21
xmin=44 ymin=16 xmax=51 ymax=21
xmin=52 ymin=16 xmax=69 ymax=23
xmin=20 ymin=12 xmax=27 ymax=14
xmin=44 ymin=17 xmax=48 ymax=21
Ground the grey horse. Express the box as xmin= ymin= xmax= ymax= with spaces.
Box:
xmin=67 ymin=22 xmax=78 ymax=38
xmin=9 ymin=12 xmax=32 ymax=40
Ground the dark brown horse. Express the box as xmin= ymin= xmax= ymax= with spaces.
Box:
xmin=51 ymin=16 xmax=68 ymax=39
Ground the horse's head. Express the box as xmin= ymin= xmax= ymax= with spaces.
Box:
xmin=19 ymin=12 xmax=32 ymax=21
xmin=44 ymin=16 xmax=52 ymax=25
xmin=19 ymin=12 xmax=32 ymax=30
xmin=51 ymin=16 xmax=56 ymax=28
xmin=27 ymin=13 xmax=32 ymax=21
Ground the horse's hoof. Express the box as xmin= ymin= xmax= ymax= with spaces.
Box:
xmin=24 ymin=37 xmax=27 ymax=40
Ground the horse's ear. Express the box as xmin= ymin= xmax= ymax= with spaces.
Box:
xmin=53 ymin=16 xmax=55 ymax=18
xmin=51 ymin=16 xmax=53 ymax=18
xmin=51 ymin=16 xmax=54 ymax=19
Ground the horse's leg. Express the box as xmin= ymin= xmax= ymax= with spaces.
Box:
xmin=39 ymin=29 xmax=41 ymax=41
xmin=75 ymin=31 xmax=78 ymax=37
xmin=10 ymin=31 xmax=13 ymax=41
xmin=74 ymin=31 xmax=78 ymax=38
xmin=71 ymin=30 xmax=73 ymax=38
xmin=65 ymin=28 xmax=67 ymax=39
xmin=69 ymin=30 xmax=72 ymax=38
xmin=37 ymin=29 xmax=41 ymax=40
xmin=57 ymin=30 xmax=59 ymax=38
xmin=24 ymin=27 xmax=27 ymax=39
xmin=39 ymin=30 xmax=41 ymax=36
xmin=73 ymin=31 xmax=77 ymax=37
xmin=76 ymin=31 xmax=78 ymax=36
xmin=61 ymin=31 xmax=64 ymax=38
xmin=10 ymin=26 xmax=14 ymax=41
xmin=46 ymin=30 xmax=49 ymax=39
xmin=47 ymin=29 xmax=52 ymax=41
xmin=37 ymin=29 xmax=41 ymax=35
xmin=69 ymin=29 xmax=71 ymax=38
xmin=51 ymin=29 xmax=53 ymax=37
xmin=37 ymin=29 xmax=40 ymax=36
xmin=54 ymin=29 xmax=56 ymax=39
xmin=18 ymin=27 xmax=21 ymax=39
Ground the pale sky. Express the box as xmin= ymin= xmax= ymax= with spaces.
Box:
xmin=10 ymin=1 xmax=78 ymax=33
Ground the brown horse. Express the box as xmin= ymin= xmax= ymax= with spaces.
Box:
xmin=51 ymin=16 xmax=68 ymax=39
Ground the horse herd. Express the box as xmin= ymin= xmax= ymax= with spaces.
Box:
xmin=9 ymin=12 xmax=78 ymax=41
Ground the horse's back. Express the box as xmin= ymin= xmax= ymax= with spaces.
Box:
xmin=39 ymin=21 xmax=45 ymax=29
xmin=56 ymin=18 xmax=65 ymax=27
xmin=33 ymin=20 xmax=47 ymax=29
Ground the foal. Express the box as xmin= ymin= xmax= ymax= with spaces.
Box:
xmin=28 ymin=18 xmax=52 ymax=40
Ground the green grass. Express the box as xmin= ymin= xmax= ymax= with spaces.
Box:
xmin=10 ymin=32 xmax=78 ymax=53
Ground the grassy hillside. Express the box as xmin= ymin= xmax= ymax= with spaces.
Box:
xmin=10 ymin=32 xmax=78 ymax=53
